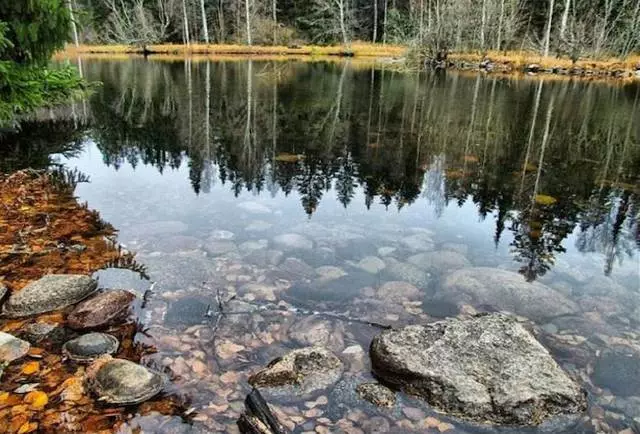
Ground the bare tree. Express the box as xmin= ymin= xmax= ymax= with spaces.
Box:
xmin=67 ymin=0 xmax=80 ymax=47
xmin=543 ymin=0 xmax=555 ymax=56
xmin=273 ymin=0 xmax=278 ymax=44
xmin=182 ymin=0 xmax=191 ymax=45
xmin=200 ymin=0 xmax=209 ymax=43
xmin=373 ymin=0 xmax=378 ymax=42
xmin=559 ymin=0 xmax=570 ymax=40
xmin=245 ymin=0 xmax=252 ymax=45
xmin=103 ymin=0 xmax=172 ymax=45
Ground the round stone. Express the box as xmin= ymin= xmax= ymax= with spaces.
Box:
xmin=0 ymin=332 xmax=30 ymax=362
xmin=63 ymin=333 xmax=119 ymax=362
xmin=2 ymin=275 xmax=98 ymax=318
xmin=67 ymin=290 xmax=136 ymax=330
xmin=356 ymin=383 xmax=396 ymax=408
xmin=89 ymin=358 xmax=167 ymax=405
xmin=249 ymin=346 xmax=344 ymax=403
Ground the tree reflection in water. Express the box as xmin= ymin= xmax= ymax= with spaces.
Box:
xmin=4 ymin=59 xmax=639 ymax=281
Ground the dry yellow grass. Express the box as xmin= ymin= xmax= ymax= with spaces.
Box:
xmin=59 ymin=42 xmax=406 ymax=58
xmin=449 ymin=50 xmax=640 ymax=72
xmin=55 ymin=43 xmax=639 ymax=80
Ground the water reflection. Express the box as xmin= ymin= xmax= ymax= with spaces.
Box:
xmin=4 ymin=59 xmax=640 ymax=282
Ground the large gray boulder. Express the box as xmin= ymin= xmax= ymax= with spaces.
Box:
xmin=439 ymin=267 xmax=579 ymax=320
xmin=2 ymin=275 xmax=98 ymax=318
xmin=370 ymin=314 xmax=586 ymax=425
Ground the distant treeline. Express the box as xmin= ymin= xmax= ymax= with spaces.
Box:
xmin=70 ymin=0 xmax=640 ymax=58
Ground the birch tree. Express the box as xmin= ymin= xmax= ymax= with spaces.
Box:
xmin=245 ymin=0 xmax=252 ymax=45
xmin=182 ymin=0 xmax=191 ymax=45
xmin=543 ymin=0 xmax=555 ymax=56
xmin=200 ymin=0 xmax=209 ymax=43
xmin=67 ymin=0 xmax=80 ymax=47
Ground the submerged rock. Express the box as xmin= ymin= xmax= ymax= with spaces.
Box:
xmin=377 ymin=281 xmax=422 ymax=303
xmin=63 ymin=333 xmax=119 ymax=362
xmin=593 ymin=351 xmax=640 ymax=397
xmin=2 ymin=275 xmax=98 ymax=318
xmin=87 ymin=358 xmax=166 ymax=405
xmin=407 ymin=251 xmax=470 ymax=273
xmin=370 ymin=314 xmax=587 ymax=425
xmin=272 ymin=233 xmax=313 ymax=251
xmin=67 ymin=290 xmax=136 ymax=330
xmin=356 ymin=256 xmax=386 ymax=274
xmin=249 ymin=346 xmax=344 ymax=403
xmin=400 ymin=233 xmax=435 ymax=251
xmin=383 ymin=258 xmax=431 ymax=289
xmin=204 ymin=240 xmax=238 ymax=256
xmin=356 ymin=383 xmax=396 ymax=408
xmin=439 ymin=267 xmax=579 ymax=320
xmin=273 ymin=257 xmax=315 ymax=280
xmin=289 ymin=316 xmax=345 ymax=353
xmin=315 ymin=266 xmax=347 ymax=282
xmin=0 ymin=332 xmax=30 ymax=362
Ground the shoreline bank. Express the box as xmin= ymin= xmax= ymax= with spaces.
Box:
xmin=57 ymin=44 xmax=640 ymax=81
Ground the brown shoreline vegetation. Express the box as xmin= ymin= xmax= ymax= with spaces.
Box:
xmin=0 ymin=170 xmax=181 ymax=433
xmin=58 ymin=42 xmax=640 ymax=81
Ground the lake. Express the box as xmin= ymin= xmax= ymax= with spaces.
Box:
xmin=1 ymin=58 xmax=640 ymax=433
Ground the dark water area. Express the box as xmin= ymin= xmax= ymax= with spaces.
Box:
xmin=1 ymin=58 xmax=640 ymax=433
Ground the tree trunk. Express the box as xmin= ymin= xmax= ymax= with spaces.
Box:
xmin=382 ymin=0 xmax=388 ymax=45
xmin=217 ymin=0 xmax=225 ymax=42
xmin=373 ymin=0 xmax=378 ymax=42
xmin=245 ymin=0 xmax=252 ymax=45
xmin=543 ymin=0 xmax=555 ymax=57
xmin=496 ymin=0 xmax=505 ymax=51
xmin=336 ymin=0 xmax=349 ymax=46
xmin=67 ymin=0 xmax=80 ymax=47
xmin=480 ymin=0 xmax=487 ymax=50
xmin=560 ymin=0 xmax=570 ymax=40
xmin=183 ymin=0 xmax=191 ymax=46
xmin=200 ymin=0 xmax=209 ymax=43
xmin=272 ymin=0 xmax=277 ymax=44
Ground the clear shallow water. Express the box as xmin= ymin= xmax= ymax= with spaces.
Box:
xmin=4 ymin=58 xmax=640 ymax=433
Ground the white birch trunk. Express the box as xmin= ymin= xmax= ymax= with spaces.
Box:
xmin=67 ymin=0 xmax=80 ymax=47
xmin=183 ymin=0 xmax=191 ymax=46
xmin=560 ymin=0 xmax=570 ymax=39
xmin=543 ymin=0 xmax=555 ymax=57
xmin=200 ymin=0 xmax=209 ymax=43
xmin=245 ymin=0 xmax=252 ymax=45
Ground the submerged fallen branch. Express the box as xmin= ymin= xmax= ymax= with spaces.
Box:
xmin=238 ymin=388 xmax=288 ymax=434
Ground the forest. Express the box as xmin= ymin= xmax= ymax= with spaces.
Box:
xmin=69 ymin=0 xmax=640 ymax=59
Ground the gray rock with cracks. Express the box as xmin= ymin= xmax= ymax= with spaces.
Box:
xmin=370 ymin=313 xmax=587 ymax=425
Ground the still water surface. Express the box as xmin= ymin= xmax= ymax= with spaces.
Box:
xmin=4 ymin=58 xmax=640 ymax=432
